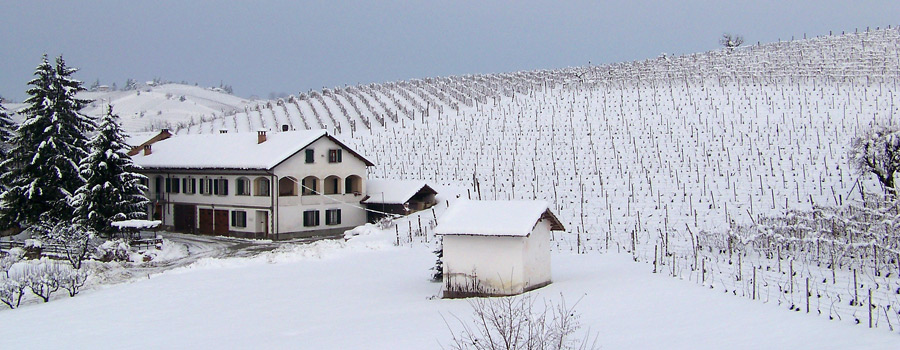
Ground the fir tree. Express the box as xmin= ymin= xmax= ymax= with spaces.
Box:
xmin=0 ymin=102 xmax=15 ymax=195
xmin=0 ymin=55 xmax=94 ymax=229
xmin=71 ymin=107 xmax=148 ymax=238
xmin=431 ymin=236 xmax=443 ymax=282
xmin=0 ymin=102 xmax=13 ymax=151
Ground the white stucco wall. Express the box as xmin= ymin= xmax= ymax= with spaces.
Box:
xmin=522 ymin=220 xmax=552 ymax=288
xmin=143 ymin=135 xmax=370 ymax=237
xmin=442 ymin=220 xmax=553 ymax=297
xmin=147 ymin=172 xmax=276 ymax=234
xmin=272 ymin=136 xmax=368 ymax=235
xmin=443 ymin=235 xmax=526 ymax=296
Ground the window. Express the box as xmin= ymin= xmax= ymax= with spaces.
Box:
xmin=345 ymin=175 xmax=362 ymax=194
xmin=236 ymin=177 xmax=251 ymax=196
xmin=302 ymin=176 xmax=318 ymax=195
xmin=171 ymin=177 xmax=180 ymax=194
xmin=255 ymin=177 xmax=270 ymax=196
xmin=279 ymin=177 xmax=297 ymax=196
xmin=214 ymin=178 xmax=229 ymax=196
xmin=305 ymin=149 xmax=315 ymax=163
xmin=324 ymin=176 xmax=340 ymax=195
xmin=231 ymin=211 xmax=247 ymax=228
xmin=199 ymin=178 xmax=209 ymax=195
xmin=303 ymin=210 xmax=320 ymax=227
xmin=325 ymin=209 xmax=341 ymax=225
xmin=155 ymin=176 xmax=164 ymax=197
xmin=328 ymin=149 xmax=342 ymax=163
xmin=183 ymin=177 xmax=196 ymax=195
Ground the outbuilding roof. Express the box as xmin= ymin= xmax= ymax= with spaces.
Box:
xmin=435 ymin=199 xmax=565 ymax=237
xmin=362 ymin=179 xmax=438 ymax=205
xmin=131 ymin=130 xmax=374 ymax=170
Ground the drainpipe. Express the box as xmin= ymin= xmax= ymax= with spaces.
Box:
xmin=270 ymin=172 xmax=278 ymax=241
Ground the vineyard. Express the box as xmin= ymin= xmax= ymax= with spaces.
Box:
xmin=173 ymin=28 xmax=900 ymax=331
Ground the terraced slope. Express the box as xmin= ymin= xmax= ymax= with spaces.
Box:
xmin=178 ymin=28 xmax=900 ymax=330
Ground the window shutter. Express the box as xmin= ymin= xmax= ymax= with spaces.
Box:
xmin=192 ymin=179 xmax=197 ymax=193
xmin=223 ymin=179 xmax=229 ymax=195
xmin=237 ymin=179 xmax=244 ymax=195
xmin=165 ymin=178 xmax=171 ymax=193
xmin=213 ymin=179 xmax=219 ymax=195
xmin=337 ymin=149 xmax=342 ymax=162
xmin=172 ymin=178 xmax=180 ymax=193
xmin=315 ymin=211 xmax=320 ymax=226
xmin=231 ymin=211 xmax=236 ymax=227
xmin=337 ymin=209 xmax=341 ymax=224
xmin=182 ymin=178 xmax=188 ymax=192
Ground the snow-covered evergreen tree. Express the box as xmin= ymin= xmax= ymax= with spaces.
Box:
xmin=72 ymin=107 xmax=148 ymax=238
xmin=0 ymin=102 xmax=13 ymax=152
xmin=431 ymin=236 xmax=443 ymax=282
xmin=0 ymin=55 xmax=94 ymax=229
xmin=0 ymin=102 xmax=15 ymax=195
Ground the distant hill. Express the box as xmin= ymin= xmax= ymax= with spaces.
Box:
xmin=77 ymin=83 xmax=251 ymax=132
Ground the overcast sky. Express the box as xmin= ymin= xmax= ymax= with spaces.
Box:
xmin=1 ymin=1 xmax=899 ymax=101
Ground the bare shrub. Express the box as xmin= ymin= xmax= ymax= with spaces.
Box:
xmin=0 ymin=247 xmax=25 ymax=278
xmin=720 ymin=33 xmax=744 ymax=52
xmin=850 ymin=125 xmax=900 ymax=196
xmin=59 ymin=265 xmax=89 ymax=297
xmin=0 ymin=275 xmax=27 ymax=309
xmin=25 ymin=261 xmax=62 ymax=303
xmin=35 ymin=220 xmax=98 ymax=269
xmin=442 ymin=294 xmax=599 ymax=350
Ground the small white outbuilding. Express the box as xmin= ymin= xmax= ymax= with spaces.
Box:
xmin=435 ymin=199 xmax=565 ymax=298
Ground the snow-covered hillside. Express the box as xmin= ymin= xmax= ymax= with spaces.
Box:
xmin=170 ymin=27 xmax=900 ymax=331
xmin=78 ymin=83 xmax=251 ymax=132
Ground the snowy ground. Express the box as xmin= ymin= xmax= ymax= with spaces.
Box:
xmin=1 ymin=233 xmax=895 ymax=349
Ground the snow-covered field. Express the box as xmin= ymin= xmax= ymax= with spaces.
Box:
xmin=0 ymin=230 xmax=896 ymax=349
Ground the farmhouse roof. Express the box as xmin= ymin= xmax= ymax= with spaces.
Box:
xmin=132 ymin=129 xmax=374 ymax=170
xmin=435 ymin=199 xmax=565 ymax=237
xmin=361 ymin=179 xmax=438 ymax=205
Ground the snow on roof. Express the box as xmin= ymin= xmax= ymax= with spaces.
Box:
xmin=362 ymin=179 xmax=437 ymax=204
xmin=435 ymin=199 xmax=564 ymax=237
xmin=111 ymin=219 xmax=162 ymax=229
xmin=132 ymin=129 xmax=355 ymax=170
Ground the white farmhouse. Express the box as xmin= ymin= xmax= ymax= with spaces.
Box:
xmin=131 ymin=129 xmax=374 ymax=239
xmin=435 ymin=199 xmax=565 ymax=298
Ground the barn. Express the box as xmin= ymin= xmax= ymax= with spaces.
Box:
xmin=361 ymin=179 xmax=438 ymax=222
xmin=435 ymin=199 xmax=565 ymax=298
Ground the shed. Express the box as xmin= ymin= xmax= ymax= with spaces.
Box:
xmin=362 ymin=179 xmax=438 ymax=222
xmin=435 ymin=199 xmax=565 ymax=298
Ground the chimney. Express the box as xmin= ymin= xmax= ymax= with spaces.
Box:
xmin=143 ymin=145 xmax=152 ymax=155
xmin=282 ymin=124 xmax=289 ymax=132
xmin=257 ymin=130 xmax=267 ymax=144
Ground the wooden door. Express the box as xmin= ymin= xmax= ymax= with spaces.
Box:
xmin=199 ymin=209 xmax=214 ymax=235
xmin=173 ymin=204 xmax=196 ymax=233
xmin=214 ymin=210 xmax=229 ymax=235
